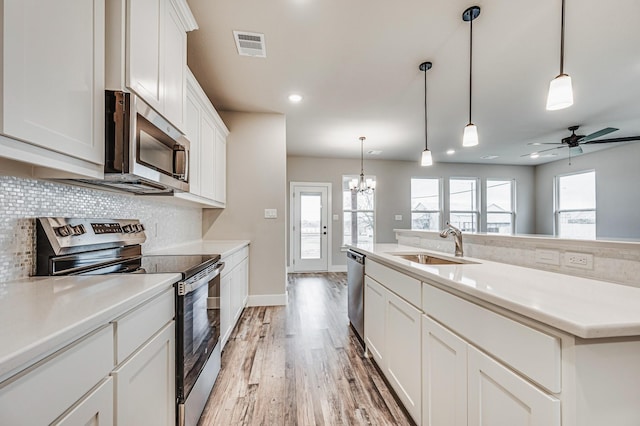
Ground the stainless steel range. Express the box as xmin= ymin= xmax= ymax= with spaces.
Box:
xmin=35 ymin=217 xmax=223 ymax=426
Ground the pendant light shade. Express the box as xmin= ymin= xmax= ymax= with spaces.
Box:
xmin=546 ymin=73 xmax=573 ymax=110
xmin=462 ymin=6 xmax=480 ymax=148
xmin=421 ymin=149 xmax=433 ymax=166
xmin=546 ymin=0 xmax=573 ymax=110
xmin=419 ymin=61 xmax=434 ymax=166
xmin=463 ymin=123 xmax=479 ymax=147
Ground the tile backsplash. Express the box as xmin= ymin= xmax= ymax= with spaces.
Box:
xmin=0 ymin=176 xmax=202 ymax=283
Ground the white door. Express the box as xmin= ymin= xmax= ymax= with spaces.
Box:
xmin=292 ymin=184 xmax=330 ymax=272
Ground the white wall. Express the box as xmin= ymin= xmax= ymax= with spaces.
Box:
xmin=203 ymin=112 xmax=287 ymax=305
xmin=535 ymin=142 xmax=640 ymax=239
xmin=287 ymin=156 xmax=536 ymax=268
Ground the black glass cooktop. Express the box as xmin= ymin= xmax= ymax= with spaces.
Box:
xmin=140 ymin=255 xmax=220 ymax=278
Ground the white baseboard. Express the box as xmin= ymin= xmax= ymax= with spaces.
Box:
xmin=247 ymin=293 xmax=288 ymax=307
xmin=329 ymin=264 xmax=347 ymax=273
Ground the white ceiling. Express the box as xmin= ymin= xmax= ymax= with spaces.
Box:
xmin=186 ymin=0 xmax=640 ymax=165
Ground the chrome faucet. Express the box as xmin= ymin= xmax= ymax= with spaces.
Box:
xmin=439 ymin=222 xmax=464 ymax=257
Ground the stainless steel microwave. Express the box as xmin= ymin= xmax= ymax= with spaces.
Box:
xmin=70 ymin=91 xmax=189 ymax=194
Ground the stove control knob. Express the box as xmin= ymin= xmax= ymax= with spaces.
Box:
xmin=122 ymin=224 xmax=134 ymax=233
xmin=136 ymin=224 xmax=145 ymax=232
xmin=55 ymin=225 xmax=73 ymax=237
xmin=72 ymin=224 xmax=86 ymax=235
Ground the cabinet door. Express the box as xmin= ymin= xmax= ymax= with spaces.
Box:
xmin=199 ymin=114 xmax=217 ymax=200
xmin=185 ymin=87 xmax=202 ymax=196
xmin=127 ymin=0 xmax=163 ymax=111
xmin=241 ymin=256 xmax=249 ymax=306
xmin=162 ymin=0 xmax=186 ymax=131
xmin=364 ymin=276 xmax=386 ymax=365
xmin=385 ymin=290 xmax=422 ymax=424
xmin=2 ymin=0 xmax=105 ymax=165
xmin=422 ymin=315 xmax=467 ymax=426
xmin=53 ymin=377 xmax=114 ymax=426
xmin=220 ymin=272 xmax=232 ymax=349
xmin=112 ymin=322 xmax=175 ymax=426
xmin=213 ymin=128 xmax=227 ymax=203
xmin=468 ymin=346 xmax=560 ymax=426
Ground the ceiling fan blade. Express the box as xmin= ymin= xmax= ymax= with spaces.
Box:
xmin=521 ymin=146 xmax=566 ymax=157
xmin=579 ymin=127 xmax=618 ymax=142
xmin=583 ymin=135 xmax=640 ymax=144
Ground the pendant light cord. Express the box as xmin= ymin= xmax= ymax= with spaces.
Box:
xmin=559 ymin=0 xmax=565 ymax=74
xmin=469 ymin=13 xmax=473 ymax=124
xmin=424 ymin=68 xmax=428 ymax=150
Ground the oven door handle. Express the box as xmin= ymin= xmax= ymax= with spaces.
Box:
xmin=177 ymin=262 xmax=225 ymax=296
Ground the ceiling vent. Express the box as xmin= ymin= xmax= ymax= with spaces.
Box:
xmin=233 ymin=31 xmax=266 ymax=58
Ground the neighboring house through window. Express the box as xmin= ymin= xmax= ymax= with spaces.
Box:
xmin=411 ymin=178 xmax=442 ymax=231
xmin=486 ymin=179 xmax=515 ymax=234
xmin=449 ymin=178 xmax=479 ymax=232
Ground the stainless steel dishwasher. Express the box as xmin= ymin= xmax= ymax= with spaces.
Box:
xmin=347 ymin=249 xmax=365 ymax=346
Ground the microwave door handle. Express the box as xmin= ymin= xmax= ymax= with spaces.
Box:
xmin=173 ymin=144 xmax=187 ymax=181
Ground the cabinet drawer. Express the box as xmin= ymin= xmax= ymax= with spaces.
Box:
xmin=52 ymin=376 xmax=114 ymax=425
xmin=423 ymin=284 xmax=561 ymax=393
xmin=114 ymin=289 xmax=174 ymax=364
xmin=366 ymin=259 xmax=421 ymax=308
xmin=0 ymin=325 xmax=114 ymax=425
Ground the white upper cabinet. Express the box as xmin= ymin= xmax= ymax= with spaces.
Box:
xmin=180 ymin=68 xmax=229 ymax=208
xmin=107 ymin=0 xmax=196 ymax=132
xmin=0 ymin=0 xmax=105 ymax=169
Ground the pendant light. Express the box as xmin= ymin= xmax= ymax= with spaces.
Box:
xmin=349 ymin=137 xmax=376 ymax=193
xmin=546 ymin=0 xmax=573 ymax=110
xmin=462 ymin=6 xmax=480 ymax=147
xmin=419 ymin=61 xmax=434 ymax=166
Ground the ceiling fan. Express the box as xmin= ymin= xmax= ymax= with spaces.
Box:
xmin=522 ymin=125 xmax=640 ymax=157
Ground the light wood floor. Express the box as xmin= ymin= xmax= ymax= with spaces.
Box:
xmin=198 ymin=272 xmax=414 ymax=426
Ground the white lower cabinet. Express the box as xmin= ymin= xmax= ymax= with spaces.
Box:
xmin=422 ymin=316 xmax=467 ymax=426
xmin=364 ymin=274 xmax=421 ymax=424
xmin=112 ymin=322 xmax=176 ymax=426
xmin=53 ymin=377 xmax=114 ymax=426
xmin=220 ymin=245 xmax=250 ymax=350
xmin=0 ymin=286 xmax=175 ymax=426
xmin=467 ymin=345 xmax=560 ymax=426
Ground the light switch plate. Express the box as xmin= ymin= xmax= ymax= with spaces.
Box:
xmin=264 ymin=209 xmax=277 ymax=219
xmin=394 ymin=215 xmax=403 ymax=221
xmin=332 ymin=214 xmax=339 ymax=221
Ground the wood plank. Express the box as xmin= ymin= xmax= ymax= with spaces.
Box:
xmin=198 ymin=272 xmax=414 ymax=426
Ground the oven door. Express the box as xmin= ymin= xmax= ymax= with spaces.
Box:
xmin=176 ymin=264 xmax=222 ymax=403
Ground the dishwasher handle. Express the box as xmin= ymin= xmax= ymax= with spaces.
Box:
xmin=347 ymin=250 xmax=365 ymax=264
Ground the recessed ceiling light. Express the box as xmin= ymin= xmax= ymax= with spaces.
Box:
xmin=540 ymin=153 xmax=558 ymax=157
xmin=288 ymin=94 xmax=303 ymax=103
xmin=446 ymin=149 xmax=456 ymax=155
xmin=367 ymin=150 xmax=382 ymax=155
xmin=480 ymin=155 xmax=499 ymax=160
xmin=530 ymin=152 xmax=540 ymax=159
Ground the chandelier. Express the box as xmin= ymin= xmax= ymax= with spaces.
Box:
xmin=349 ymin=136 xmax=376 ymax=193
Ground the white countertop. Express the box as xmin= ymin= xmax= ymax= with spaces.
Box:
xmin=147 ymin=240 xmax=250 ymax=258
xmin=350 ymin=243 xmax=640 ymax=339
xmin=0 ymin=273 xmax=180 ymax=381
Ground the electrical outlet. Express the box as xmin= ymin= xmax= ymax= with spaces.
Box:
xmin=535 ymin=249 xmax=560 ymax=265
xmin=564 ymin=252 xmax=594 ymax=270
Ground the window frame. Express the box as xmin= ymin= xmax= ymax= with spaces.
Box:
xmin=485 ymin=178 xmax=516 ymax=235
xmin=448 ymin=177 xmax=480 ymax=232
xmin=554 ymin=170 xmax=596 ymax=238
xmin=410 ymin=177 xmax=443 ymax=231
xmin=342 ymin=175 xmax=376 ymax=247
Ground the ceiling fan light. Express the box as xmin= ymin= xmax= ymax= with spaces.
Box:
xmin=421 ymin=149 xmax=433 ymax=166
xmin=463 ymin=123 xmax=479 ymax=147
xmin=546 ymin=74 xmax=573 ymax=111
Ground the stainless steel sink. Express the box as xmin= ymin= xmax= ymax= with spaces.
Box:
xmin=390 ymin=253 xmax=468 ymax=265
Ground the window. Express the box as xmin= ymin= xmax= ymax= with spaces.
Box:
xmin=555 ymin=170 xmax=596 ymax=239
xmin=486 ymin=179 xmax=515 ymax=234
xmin=449 ymin=178 xmax=479 ymax=232
xmin=343 ymin=176 xmax=375 ymax=246
xmin=411 ymin=178 xmax=441 ymax=230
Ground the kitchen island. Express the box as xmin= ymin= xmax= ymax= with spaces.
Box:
xmin=349 ymin=243 xmax=640 ymax=426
